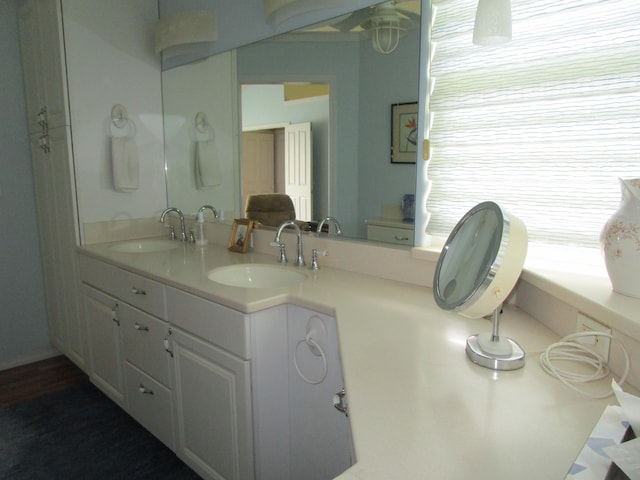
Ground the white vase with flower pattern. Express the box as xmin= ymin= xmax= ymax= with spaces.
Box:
xmin=600 ymin=178 xmax=640 ymax=299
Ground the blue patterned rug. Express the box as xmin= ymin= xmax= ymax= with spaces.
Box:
xmin=0 ymin=379 xmax=200 ymax=479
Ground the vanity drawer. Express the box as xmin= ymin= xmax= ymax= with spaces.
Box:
xmin=166 ymin=287 xmax=250 ymax=359
xmin=114 ymin=270 xmax=167 ymax=319
xmin=367 ymin=225 xmax=413 ymax=245
xmin=120 ymin=302 xmax=171 ymax=387
xmin=79 ymin=254 xmax=167 ymax=319
xmin=124 ymin=362 xmax=174 ymax=450
xmin=79 ymin=254 xmax=118 ymax=294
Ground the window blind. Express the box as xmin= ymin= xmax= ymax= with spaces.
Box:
xmin=427 ymin=0 xmax=640 ymax=247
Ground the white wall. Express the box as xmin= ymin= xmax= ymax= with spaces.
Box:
xmin=163 ymin=52 xmax=239 ymax=218
xmin=0 ymin=0 xmax=53 ymax=368
xmin=62 ymin=0 xmax=165 ymax=236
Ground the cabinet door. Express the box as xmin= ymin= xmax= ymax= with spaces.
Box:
xmin=170 ymin=327 xmax=253 ymax=480
xmin=30 ymin=127 xmax=85 ymax=368
xmin=83 ymin=285 xmax=124 ymax=406
xmin=18 ymin=0 xmax=69 ymax=131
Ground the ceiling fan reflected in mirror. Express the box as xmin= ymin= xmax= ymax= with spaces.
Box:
xmin=306 ymin=1 xmax=420 ymax=54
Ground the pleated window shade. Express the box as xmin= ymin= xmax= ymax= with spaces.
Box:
xmin=427 ymin=0 xmax=640 ymax=247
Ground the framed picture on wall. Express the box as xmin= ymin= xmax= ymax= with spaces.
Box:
xmin=391 ymin=102 xmax=418 ymax=164
xmin=228 ymin=219 xmax=254 ymax=253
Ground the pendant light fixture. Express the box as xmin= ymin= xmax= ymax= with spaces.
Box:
xmin=473 ymin=0 xmax=512 ymax=46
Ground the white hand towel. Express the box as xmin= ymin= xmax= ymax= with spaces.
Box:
xmin=111 ymin=137 xmax=139 ymax=192
xmin=195 ymin=140 xmax=221 ymax=189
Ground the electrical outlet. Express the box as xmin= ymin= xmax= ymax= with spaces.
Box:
xmin=576 ymin=313 xmax=611 ymax=362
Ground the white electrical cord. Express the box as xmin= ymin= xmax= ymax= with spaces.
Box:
xmin=539 ymin=331 xmax=631 ymax=399
xmin=294 ymin=337 xmax=328 ymax=385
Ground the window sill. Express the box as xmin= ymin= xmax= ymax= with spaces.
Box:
xmin=522 ymin=245 xmax=640 ymax=342
xmin=413 ymin=242 xmax=640 ymax=342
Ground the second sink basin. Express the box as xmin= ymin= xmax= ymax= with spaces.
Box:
xmin=110 ymin=239 xmax=180 ymax=253
xmin=208 ymin=264 xmax=307 ymax=289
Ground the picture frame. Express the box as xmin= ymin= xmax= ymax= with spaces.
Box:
xmin=391 ymin=102 xmax=418 ymax=164
xmin=228 ymin=218 xmax=254 ymax=253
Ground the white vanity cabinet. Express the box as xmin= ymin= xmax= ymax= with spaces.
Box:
xmin=166 ymin=287 xmax=254 ymax=480
xmin=78 ymin=252 xmax=352 ymax=480
xmin=366 ymin=219 xmax=414 ymax=246
xmin=79 ymin=254 xmax=174 ymax=448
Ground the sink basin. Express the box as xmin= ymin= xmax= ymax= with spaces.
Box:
xmin=110 ymin=239 xmax=180 ymax=253
xmin=208 ymin=264 xmax=306 ymax=288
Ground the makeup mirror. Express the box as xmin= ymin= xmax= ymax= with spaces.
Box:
xmin=433 ymin=201 xmax=528 ymax=370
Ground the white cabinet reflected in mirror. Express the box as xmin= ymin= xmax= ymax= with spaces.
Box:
xmin=161 ymin=0 xmax=423 ymax=243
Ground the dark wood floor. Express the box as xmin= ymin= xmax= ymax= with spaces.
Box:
xmin=0 ymin=355 xmax=87 ymax=409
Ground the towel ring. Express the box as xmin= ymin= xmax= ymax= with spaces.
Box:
xmin=110 ymin=104 xmax=137 ymax=138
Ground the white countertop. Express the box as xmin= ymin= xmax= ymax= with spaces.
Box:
xmin=79 ymin=240 xmax=615 ymax=480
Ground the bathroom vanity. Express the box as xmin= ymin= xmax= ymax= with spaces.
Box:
xmin=77 ymin=237 xmax=616 ymax=480
xmin=78 ymin=245 xmax=350 ymax=480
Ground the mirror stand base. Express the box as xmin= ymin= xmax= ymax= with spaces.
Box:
xmin=466 ymin=334 xmax=525 ymax=371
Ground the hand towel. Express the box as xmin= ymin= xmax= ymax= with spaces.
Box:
xmin=111 ymin=136 xmax=139 ymax=192
xmin=195 ymin=140 xmax=221 ymax=189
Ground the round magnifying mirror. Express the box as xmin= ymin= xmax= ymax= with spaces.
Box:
xmin=433 ymin=201 xmax=528 ymax=370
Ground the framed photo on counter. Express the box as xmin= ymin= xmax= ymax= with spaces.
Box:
xmin=228 ymin=219 xmax=254 ymax=253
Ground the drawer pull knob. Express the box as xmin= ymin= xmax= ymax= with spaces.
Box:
xmin=134 ymin=322 xmax=149 ymax=331
xmin=131 ymin=287 xmax=147 ymax=295
xmin=394 ymin=235 xmax=409 ymax=241
xmin=138 ymin=384 xmax=154 ymax=395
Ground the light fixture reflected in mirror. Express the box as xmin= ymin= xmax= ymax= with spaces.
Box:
xmin=362 ymin=2 xmax=410 ymax=54
xmin=473 ymin=0 xmax=512 ymax=46
xmin=154 ymin=10 xmax=218 ymax=60
xmin=433 ymin=202 xmax=528 ymax=370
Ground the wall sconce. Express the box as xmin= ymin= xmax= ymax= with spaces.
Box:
xmin=154 ymin=10 xmax=218 ymax=60
xmin=362 ymin=2 xmax=410 ymax=54
xmin=473 ymin=0 xmax=512 ymax=46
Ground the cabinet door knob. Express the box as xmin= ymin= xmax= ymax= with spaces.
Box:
xmin=138 ymin=384 xmax=154 ymax=395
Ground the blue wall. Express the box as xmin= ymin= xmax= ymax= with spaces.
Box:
xmin=0 ymin=0 xmax=52 ymax=368
xmin=237 ymin=31 xmax=419 ymax=237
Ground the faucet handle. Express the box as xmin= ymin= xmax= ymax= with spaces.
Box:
xmin=168 ymin=224 xmax=176 ymax=240
xmin=270 ymin=241 xmax=287 ymax=264
xmin=309 ymin=249 xmax=328 ymax=270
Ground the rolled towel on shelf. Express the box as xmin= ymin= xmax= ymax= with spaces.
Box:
xmin=195 ymin=140 xmax=221 ymax=189
xmin=111 ymin=136 xmax=139 ymax=192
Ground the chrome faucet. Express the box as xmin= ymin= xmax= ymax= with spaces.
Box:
xmin=197 ymin=204 xmax=219 ymax=221
xmin=160 ymin=207 xmax=186 ymax=241
xmin=271 ymin=220 xmax=305 ymax=267
xmin=317 ymin=216 xmax=342 ymax=236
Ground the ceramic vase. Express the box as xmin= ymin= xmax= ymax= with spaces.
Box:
xmin=600 ymin=178 xmax=640 ymax=298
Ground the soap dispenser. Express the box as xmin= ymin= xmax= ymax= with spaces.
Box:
xmin=195 ymin=211 xmax=208 ymax=246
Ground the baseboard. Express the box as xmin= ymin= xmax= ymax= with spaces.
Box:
xmin=0 ymin=347 xmax=61 ymax=372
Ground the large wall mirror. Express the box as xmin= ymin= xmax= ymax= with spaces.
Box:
xmin=162 ymin=0 xmax=422 ymax=243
